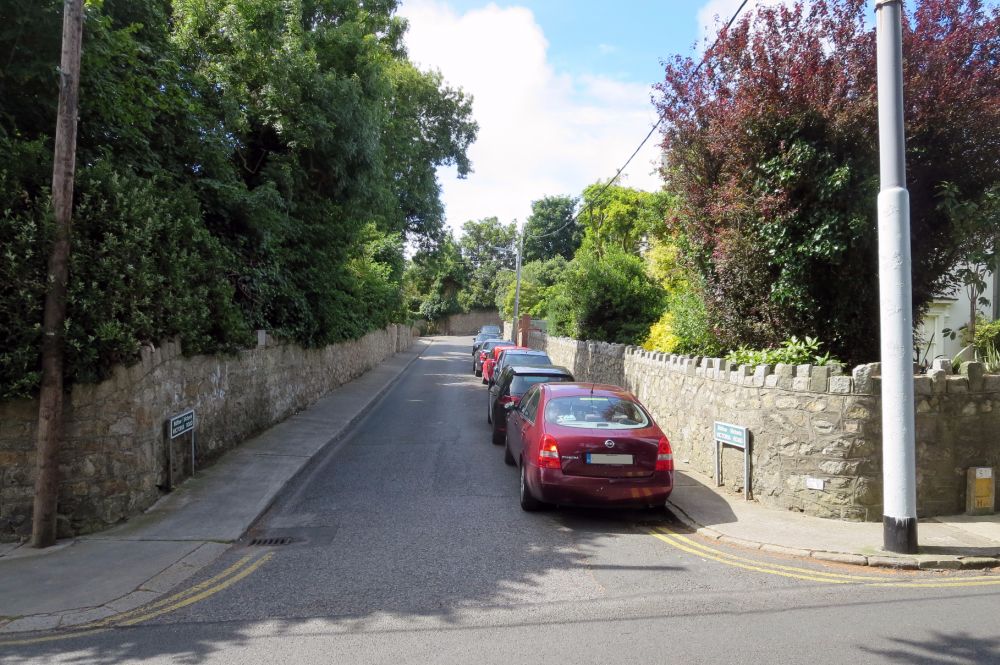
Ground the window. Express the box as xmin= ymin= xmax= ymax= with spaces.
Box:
xmin=543 ymin=396 xmax=651 ymax=430
xmin=519 ymin=386 xmax=541 ymax=422
xmin=510 ymin=374 xmax=571 ymax=395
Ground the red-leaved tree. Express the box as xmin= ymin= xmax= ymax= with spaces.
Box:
xmin=655 ymin=0 xmax=1000 ymax=363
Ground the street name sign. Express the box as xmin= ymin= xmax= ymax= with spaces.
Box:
xmin=714 ymin=421 xmax=752 ymax=500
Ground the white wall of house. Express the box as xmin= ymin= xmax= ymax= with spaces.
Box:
xmin=916 ymin=268 xmax=997 ymax=363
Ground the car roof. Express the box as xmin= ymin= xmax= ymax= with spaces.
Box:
xmin=501 ymin=348 xmax=546 ymax=356
xmin=506 ymin=365 xmax=572 ymax=376
xmin=540 ymin=382 xmax=633 ymax=399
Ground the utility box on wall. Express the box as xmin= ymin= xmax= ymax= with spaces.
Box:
xmin=966 ymin=467 xmax=995 ymax=515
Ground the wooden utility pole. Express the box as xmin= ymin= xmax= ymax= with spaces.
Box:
xmin=31 ymin=0 xmax=85 ymax=548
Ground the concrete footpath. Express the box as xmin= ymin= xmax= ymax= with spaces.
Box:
xmin=669 ymin=466 xmax=1000 ymax=570
xmin=0 ymin=339 xmax=432 ymax=634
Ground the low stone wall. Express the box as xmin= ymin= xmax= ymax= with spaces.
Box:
xmin=529 ymin=331 xmax=1000 ymax=521
xmin=441 ymin=310 xmax=502 ymax=336
xmin=0 ymin=324 xmax=415 ymax=539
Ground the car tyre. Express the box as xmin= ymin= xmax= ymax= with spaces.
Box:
xmin=492 ymin=423 xmax=505 ymax=446
xmin=475 ymin=367 xmax=482 ymax=377
xmin=487 ymin=400 xmax=492 ymax=424
xmin=503 ymin=436 xmax=515 ymax=465
xmin=519 ymin=462 xmax=543 ymax=511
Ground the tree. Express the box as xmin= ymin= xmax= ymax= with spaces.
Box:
xmin=655 ymin=0 xmax=1000 ymax=363
xmin=457 ymin=217 xmax=516 ymax=311
xmin=0 ymin=0 xmax=477 ymax=397
xmin=498 ymin=256 xmax=568 ymax=319
xmin=547 ymin=244 xmax=665 ymax=345
xmin=579 ymin=183 xmax=672 ymax=257
xmin=522 ymin=195 xmax=580 ymax=262
xmin=403 ymin=231 xmax=467 ymax=321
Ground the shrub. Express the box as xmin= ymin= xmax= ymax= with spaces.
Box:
xmin=548 ymin=244 xmax=665 ymax=346
xmin=726 ymin=336 xmax=840 ymax=367
xmin=975 ymin=319 xmax=1000 ymax=355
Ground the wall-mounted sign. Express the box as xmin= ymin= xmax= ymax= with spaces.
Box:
xmin=169 ymin=410 xmax=195 ymax=439
xmin=714 ymin=421 xmax=752 ymax=500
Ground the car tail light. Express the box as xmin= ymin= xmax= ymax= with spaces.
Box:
xmin=655 ymin=436 xmax=674 ymax=472
xmin=537 ymin=434 xmax=561 ymax=469
xmin=499 ymin=395 xmax=515 ymax=405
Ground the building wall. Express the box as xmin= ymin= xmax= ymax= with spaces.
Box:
xmin=529 ymin=331 xmax=1000 ymax=521
xmin=0 ymin=324 xmax=415 ymax=539
xmin=917 ymin=267 xmax=996 ymax=362
xmin=440 ymin=310 xmax=503 ymax=336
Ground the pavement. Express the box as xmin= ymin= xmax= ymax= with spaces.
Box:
xmin=0 ymin=338 xmax=433 ymax=635
xmin=668 ymin=466 xmax=1000 ymax=570
xmin=1 ymin=333 xmax=999 ymax=637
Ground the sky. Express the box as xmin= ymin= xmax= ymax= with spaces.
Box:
xmin=396 ymin=0 xmax=787 ymax=236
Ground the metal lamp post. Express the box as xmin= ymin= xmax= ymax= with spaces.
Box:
xmin=511 ymin=230 xmax=524 ymax=343
xmin=875 ymin=0 xmax=918 ymax=554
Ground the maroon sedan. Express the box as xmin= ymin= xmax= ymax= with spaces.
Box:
xmin=503 ymin=383 xmax=673 ymax=511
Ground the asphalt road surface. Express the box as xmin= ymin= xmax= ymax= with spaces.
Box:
xmin=6 ymin=337 xmax=1000 ymax=664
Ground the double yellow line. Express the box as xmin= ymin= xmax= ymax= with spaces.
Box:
xmin=650 ymin=526 xmax=1000 ymax=588
xmin=0 ymin=551 xmax=273 ymax=646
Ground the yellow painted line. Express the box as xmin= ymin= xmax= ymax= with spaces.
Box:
xmin=0 ymin=628 xmax=106 ymax=647
xmin=117 ymin=553 xmax=273 ymax=626
xmin=0 ymin=552 xmax=273 ymax=647
xmin=651 ymin=526 xmax=1000 ymax=588
xmin=649 ymin=529 xmax=854 ymax=584
xmin=653 ymin=527 xmax=888 ymax=581
xmin=82 ymin=554 xmax=259 ymax=628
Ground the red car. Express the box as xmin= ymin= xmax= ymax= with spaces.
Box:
xmin=503 ymin=383 xmax=674 ymax=511
xmin=482 ymin=344 xmax=524 ymax=384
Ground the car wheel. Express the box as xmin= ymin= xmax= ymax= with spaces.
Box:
xmin=519 ymin=462 xmax=542 ymax=511
xmin=475 ymin=368 xmax=482 ymax=377
xmin=487 ymin=400 xmax=492 ymax=424
xmin=482 ymin=376 xmax=487 ymax=385
xmin=503 ymin=435 xmax=515 ymax=465
xmin=492 ymin=423 xmax=505 ymax=446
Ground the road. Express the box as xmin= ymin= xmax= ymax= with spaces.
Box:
xmin=6 ymin=337 xmax=1000 ymax=664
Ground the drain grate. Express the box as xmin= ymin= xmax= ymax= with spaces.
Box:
xmin=249 ymin=536 xmax=294 ymax=546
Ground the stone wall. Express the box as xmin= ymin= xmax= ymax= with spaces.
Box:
xmin=0 ymin=324 xmax=416 ymax=540
xmin=440 ymin=309 xmax=503 ymax=336
xmin=529 ymin=331 xmax=1000 ymax=521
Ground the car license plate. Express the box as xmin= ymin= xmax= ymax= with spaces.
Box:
xmin=586 ymin=453 xmax=632 ymax=465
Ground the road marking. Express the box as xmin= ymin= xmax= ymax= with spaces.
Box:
xmin=650 ymin=526 xmax=1000 ymax=588
xmin=0 ymin=552 xmax=273 ymax=647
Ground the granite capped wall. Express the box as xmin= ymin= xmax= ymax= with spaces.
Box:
xmin=0 ymin=324 xmax=415 ymax=539
xmin=529 ymin=331 xmax=1000 ymax=521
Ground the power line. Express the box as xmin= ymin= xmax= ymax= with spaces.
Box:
xmin=526 ymin=0 xmax=752 ymax=244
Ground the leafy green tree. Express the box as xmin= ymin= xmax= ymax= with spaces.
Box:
xmin=547 ymin=244 xmax=665 ymax=345
xmin=404 ymin=232 xmax=467 ymax=321
xmin=0 ymin=0 xmax=477 ymax=396
xmin=522 ymin=195 xmax=580 ymax=262
xmin=580 ymin=184 xmax=671 ymax=256
xmin=457 ymin=217 xmax=516 ymax=311
xmin=498 ymin=257 xmax=568 ymax=319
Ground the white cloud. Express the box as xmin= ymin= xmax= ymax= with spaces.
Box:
xmin=398 ymin=0 xmax=662 ymax=236
xmin=597 ymin=43 xmax=617 ymax=55
xmin=696 ymin=0 xmax=799 ymax=47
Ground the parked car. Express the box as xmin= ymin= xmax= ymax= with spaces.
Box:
xmin=477 ymin=325 xmax=502 ymax=336
xmin=472 ymin=331 xmax=501 ymax=355
xmin=488 ymin=365 xmax=574 ymax=445
xmin=474 ymin=339 xmax=512 ymax=377
xmin=503 ymin=382 xmax=674 ymax=511
xmin=482 ymin=344 xmax=523 ymax=384
xmin=489 ymin=349 xmax=552 ymax=387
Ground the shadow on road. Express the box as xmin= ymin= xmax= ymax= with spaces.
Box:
xmin=859 ymin=631 xmax=1000 ymax=664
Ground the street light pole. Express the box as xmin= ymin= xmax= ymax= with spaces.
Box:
xmin=875 ymin=0 xmax=918 ymax=554
xmin=511 ymin=230 xmax=524 ymax=344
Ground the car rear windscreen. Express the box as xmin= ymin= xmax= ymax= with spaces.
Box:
xmin=503 ymin=353 xmax=551 ymax=367
xmin=543 ymin=396 xmax=650 ymax=429
xmin=510 ymin=374 xmax=571 ymax=394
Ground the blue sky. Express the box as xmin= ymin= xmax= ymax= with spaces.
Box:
xmin=399 ymin=0 xmax=996 ymax=236
xmin=398 ymin=0 xmax=736 ymax=235
xmin=435 ymin=0 xmax=702 ymax=85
